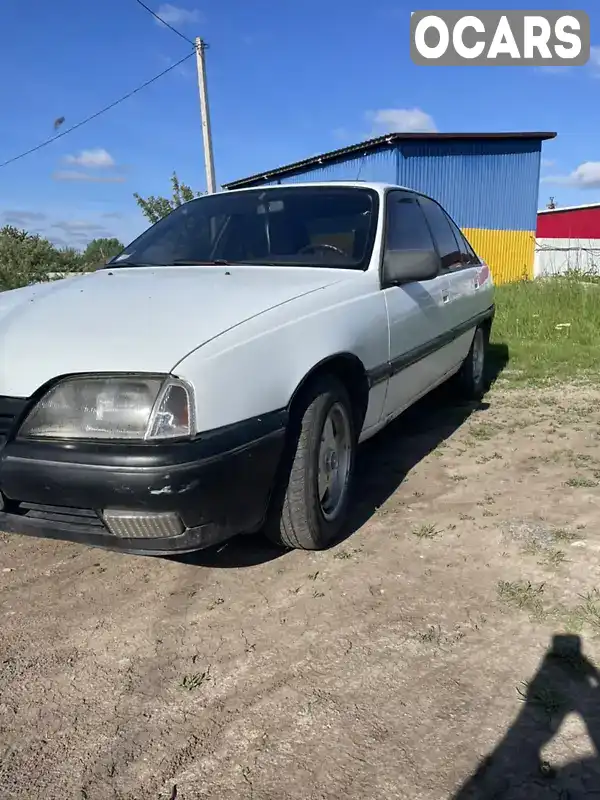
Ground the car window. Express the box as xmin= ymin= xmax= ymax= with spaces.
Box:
xmin=385 ymin=191 xmax=435 ymax=252
xmin=111 ymin=187 xmax=379 ymax=270
xmin=417 ymin=196 xmax=462 ymax=270
xmin=445 ymin=215 xmax=481 ymax=266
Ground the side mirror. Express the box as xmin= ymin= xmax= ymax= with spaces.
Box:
xmin=383 ymin=249 xmax=441 ymax=286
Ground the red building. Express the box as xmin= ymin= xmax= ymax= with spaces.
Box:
xmin=535 ymin=203 xmax=600 ymax=277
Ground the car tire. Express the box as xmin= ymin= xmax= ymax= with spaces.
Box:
xmin=265 ymin=376 xmax=356 ymax=550
xmin=452 ymin=324 xmax=488 ymax=401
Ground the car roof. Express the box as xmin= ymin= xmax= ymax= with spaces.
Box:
xmin=219 ymin=181 xmax=410 ymax=194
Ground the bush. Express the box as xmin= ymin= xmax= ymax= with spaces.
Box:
xmin=0 ymin=227 xmax=124 ymax=292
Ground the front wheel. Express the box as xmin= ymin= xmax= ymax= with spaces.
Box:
xmin=452 ymin=325 xmax=488 ymax=401
xmin=265 ymin=377 xmax=356 ymax=550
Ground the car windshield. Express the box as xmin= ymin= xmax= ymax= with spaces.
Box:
xmin=110 ymin=186 xmax=379 ymax=270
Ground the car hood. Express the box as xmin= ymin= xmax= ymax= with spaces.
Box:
xmin=0 ymin=265 xmax=351 ymax=397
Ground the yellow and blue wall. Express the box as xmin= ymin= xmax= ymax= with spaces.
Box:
xmin=224 ymin=134 xmax=552 ymax=285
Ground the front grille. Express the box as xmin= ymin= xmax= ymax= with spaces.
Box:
xmin=0 ymin=395 xmax=28 ymax=439
xmin=15 ymin=502 xmax=105 ymax=531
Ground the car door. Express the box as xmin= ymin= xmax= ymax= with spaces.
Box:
xmin=381 ymin=190 xmax=451 ymax=422
xmin=444 ymin=212 xmax=492 ymax=324
xmin=416 ymin=194 xmax=475 ymax=375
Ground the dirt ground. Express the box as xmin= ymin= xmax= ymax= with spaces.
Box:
xmin=2 ymin=381 xmax=600 ymax=799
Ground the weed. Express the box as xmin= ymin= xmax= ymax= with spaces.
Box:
xmin=308 ymin=571 xmax=320 ymax=581
xmin=539 ymin=549 xmax=567 ymax=569
xmin=412 ymin=523 xmax=439 ymax=540
xmin=522 ymin=541 xmax=544 ymax=557
xmin=497 ymin=580 xmax=546 ymax=617
xmin=418 ymin=625 xmax=443 ymax=645
xmin=470 ymin=423 xmax=501 ymax=440
xmin=333 ymin=548 xmax=360 ymax=560
xmin=208 ymin=598 xmax=225 ymax=611
xmin=459 ymin=513 xmax=475 ymax=521
xmin=181 ymin=669 xmax=210 ymax=691
xmin=571 ymin=590 xmax=600 ymax=632
xmin=517 ymin=681 xmax=565 ymax=721
xmin=417 ymin=625 xmax=466 ymax=647
xmin=553 ymin=528 xmax=578 ymax=542
xmin=476 ymin=452 xmax=503 ymax=464
xmin=566 ymin=477 xmax=598 ymax=489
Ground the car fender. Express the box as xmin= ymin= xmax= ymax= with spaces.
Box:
xmin=173 ymin=272 xmax=389 ymax=434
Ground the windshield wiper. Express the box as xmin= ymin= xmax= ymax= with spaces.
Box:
xmin=102 ymin=261 xmax=154 ymax=269
xmin=170 ymin=259 xmax=232 ymax=266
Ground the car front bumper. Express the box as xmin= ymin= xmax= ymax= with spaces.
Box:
xmin=0 ymin=409 xmax=287 ymax=555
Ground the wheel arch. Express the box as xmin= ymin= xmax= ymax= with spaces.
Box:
xmin=287 ymin=352 xmax=370 ymax=434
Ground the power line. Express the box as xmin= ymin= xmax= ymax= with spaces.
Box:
xmin=132 ymin=0 xmax=194 ymax=45
xmin=0 ymin=51 xmax=195 ymax=169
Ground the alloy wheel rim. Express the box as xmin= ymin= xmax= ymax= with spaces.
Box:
xmin=317 ymin=402 xmax=352 ymax=522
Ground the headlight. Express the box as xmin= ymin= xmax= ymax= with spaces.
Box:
xmin=19 ymin=376 xmax=195 ymax=441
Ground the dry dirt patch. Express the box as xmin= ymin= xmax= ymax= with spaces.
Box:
xmin=2 ymin=384 xmax=600 ymax=799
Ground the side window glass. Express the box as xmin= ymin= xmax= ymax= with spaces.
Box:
xmin=446 ymin=215 xmax=481 ymax=266
xmin=417 ymin=196 xmax=462 ymax=270
xmin=385 ymin=192 xmax=435 ymax=252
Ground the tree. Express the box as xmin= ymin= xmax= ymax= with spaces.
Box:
xmin=133 ymin=171 xmax=203 ymax=224
xmin=0 ymin=226 xmax=68 ymax=290
xmin=0 ymin=226 xmax=109 ymax=291
xmin=83 ymin=237 xmax=124 ymax=266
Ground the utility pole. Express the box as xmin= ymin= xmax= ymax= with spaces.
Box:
xmin=195 ymin=37 xmax=217 ymax=194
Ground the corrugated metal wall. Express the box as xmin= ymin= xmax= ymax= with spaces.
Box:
xmin=259 ymin=139 xmax=542 ymax=284
xmin=272 ymin=148 xmax=397 ymax=185
xmin=535 ymin=207 xmax=600 ymax=277
xmin=396 ymin=140 xmax=540 ymax=231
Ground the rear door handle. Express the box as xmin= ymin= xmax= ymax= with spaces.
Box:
xmin=442 ymin=291 xmax=449 ymax=303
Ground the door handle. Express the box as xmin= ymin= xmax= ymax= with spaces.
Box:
xmin=442 ymin=291 xmax=449 ymax=303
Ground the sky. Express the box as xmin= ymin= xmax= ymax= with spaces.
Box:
xmin=0 ymin=0 xmax=599 ymax=248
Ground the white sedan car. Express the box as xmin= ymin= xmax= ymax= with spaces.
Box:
xmin=0 ymin=182 xmax=494 ymax=554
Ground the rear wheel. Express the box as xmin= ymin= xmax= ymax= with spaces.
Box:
xmin=452 ymin=325 xmax=488 ymax=401
xmin=265 ymin=376 xmax=356 ymax=550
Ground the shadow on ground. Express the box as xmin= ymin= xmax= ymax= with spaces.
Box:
xmin=173 ymin=342 xmax=510 ymax=569
xmin=344 ymin=341 xmax=509 ymax=537
xmin=453 ymin=634 xmax=600 ymax=799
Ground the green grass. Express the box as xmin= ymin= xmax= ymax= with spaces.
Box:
xmin=492 ymin=274 xmax=600 ymax=384
xmin=412 ymin=523 xmax=439 ymax=540
xmin=497 ymin=580 xmax=546 ymax=618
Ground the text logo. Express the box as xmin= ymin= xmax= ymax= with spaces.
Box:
xmin=410 ymin=10 xmax=590 ymax=66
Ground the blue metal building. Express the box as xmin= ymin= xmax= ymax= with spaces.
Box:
xmin=222 ymin=131 xmax=556 ymax=283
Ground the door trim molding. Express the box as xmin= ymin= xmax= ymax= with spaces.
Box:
xmin=367 ymin=303 xmax=495 ymax=387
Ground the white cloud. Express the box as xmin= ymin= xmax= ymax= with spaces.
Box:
xmin=367 ymin=107 xmax=437 ymax=134
xmin=534 ymin=45 xmax=600 ymax=78
xmin=64 ymin=149 xmax=116 ymax=169
xmin=52 ymin=220 xmax=108 ymax=235
xmin=53 ymin=170 xmax=126 ymax=183
xmin=543 ymin=162 xmax=600 ymax=189
xmin=155 ymin=4 xmax=200 ymax=26
xmin=3 ymin=210 xmax=47 ymax=225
